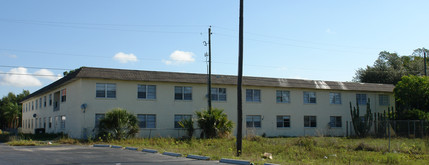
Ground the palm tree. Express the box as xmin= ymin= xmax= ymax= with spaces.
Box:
xmin=2 ymin=102 xmax=20 ymax=129
xmin=97 ymin=108 xmax=139 ymax=140
xmin=196 ymin=108 xmax=233 ymax=138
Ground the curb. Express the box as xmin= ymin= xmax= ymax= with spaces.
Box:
xmin=93 ymin=144 xmax=110 ymax=147
xmin=220 ymin=158 xmax=251 ymax=165
xmin=111 ymin=145 xmax=123 ymax=149
xmin=186 ymin=154 xmax=210 ymax=160
xmin=125 ymin=147 xmax=138 ymax=151
xmin=142 ymin=149 xmax=158 ymax=153
xmin=163 ymin=152 xmax=182 ymax=157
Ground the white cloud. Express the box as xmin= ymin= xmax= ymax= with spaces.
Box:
xmin=8 ymin=54 xmax=17 ymax=58
xmin=34 ymin=69 xmax=62 ymax=81
xmin=163 ymin=50 xmax=195 ymax=65
xmin=113 ymin=52 xmax=138 ymax=63
xmin=0 ymin=67 xmax=42 ymax=87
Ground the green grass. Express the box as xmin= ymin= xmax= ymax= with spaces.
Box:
xmin=4 ymin=135 xmax=429 ymax=164
xmin=95 ymin=136 xmax=429 ymax=164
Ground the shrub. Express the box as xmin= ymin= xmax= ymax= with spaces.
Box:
xmin=196 ymin=108 xmax=233 ymax=138
xmin=178 ymin=118 xmax=195 ymax=138
xmin=97 ymin=108 xmax=139 ymax=140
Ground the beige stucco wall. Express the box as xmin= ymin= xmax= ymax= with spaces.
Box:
xmin=22 ymin=78 xmax=395 ymax=138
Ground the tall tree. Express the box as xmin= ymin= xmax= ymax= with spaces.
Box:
xmin=0 ymin=90 xmax=30 ymax=129
xmin=353 ymin=48 xmax=428 ymax=84
xmin=394 ymin=75 xmax=429 ymax=119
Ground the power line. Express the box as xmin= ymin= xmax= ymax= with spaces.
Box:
xmin=212 ymin=25 xmax=380 ymax=51
xmin=0 ymin=72 xmax=62 ymax=77
xmin=0 ymin=18 xmax=205 ymax=34
xmin=0 ymin=65 xmax=71 ymax=71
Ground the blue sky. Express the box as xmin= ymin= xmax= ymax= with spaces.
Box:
xmin=1 ymin=0 xmax=429 ymax=97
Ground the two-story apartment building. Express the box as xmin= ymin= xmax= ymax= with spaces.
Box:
xmin=21 ymin=67 xmax=395 ymax=139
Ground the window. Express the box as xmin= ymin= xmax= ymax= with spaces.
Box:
xmin=36 ymin=100 xmax=39 ymax=110
xmin=60 ymin=116 xmax=66 ymax=129
xmin=32 ymin=101 xmax=34 ymax=110
xmin=276 ymin=116 xmax=291 ymax=128
xmin=329 ymin=92 xmax=341 ymax=104
xmin=96 ymin=83 xmax=116 ymax=98
xmin=43 ymin=117 xmax=46 ymax=129
xmin=137 ymin=85 xmax=156 ymax=99
xmin=303 ymin=92 xmax=316 ymax=104
xmin=276 ymin=90 xmax=290 ymax=103
xmin=49 ymin=117 xmax=52 ymax=128
xmin=35 ymin=118 xmax=38 ymax=128
xmin=44 ymin=96 xmax=47 ymax=107
xmin=94 ymin=114 xmax=105 ymax=128
xmin=379 ymin=94 xmax=389 ymax=106
xmin=174 ymin=86 xmax=192 ymax=100
xmin=31 ymin=119 xmax=33 ymax=129
xmin=39 ymin=118 xmax=41 ymax=129
xmin=329 ymin=116 xmax=342 ymax=128
xmin=246 ymin=89 xmax=261 ymax=102
xmin=211 ymin=88 xmax=226 ymax=101
xmin=356 ymin=94 xmax=367 ymax=105
xmin=55 ymin=116 xmax=58 ymax=129
xmin=137 ymin=114 xmax=156 ymax=128
xmin=53 ymin=91 xmax=60 ymax=111
xmin=174 ymin=114 xmax=192 ymax=128
xmin=304 ymin=116 xmax=317 ymax=127
xmin=49 ymin=94 xmax=52 ymax=106
xmin=39 ymin=98 xmax=42 ymax=108
xmin=61 ymin=89 xmax=67 ymax=102
xmin=246 ymin=115 xmax=261 ymax=128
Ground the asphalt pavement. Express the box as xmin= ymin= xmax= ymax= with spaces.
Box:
xmin=0 ymin=143 xmax=221 ymax=165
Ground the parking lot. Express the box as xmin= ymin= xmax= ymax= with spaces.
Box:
xmin=0 ymin=143 xmax=221 ymax=165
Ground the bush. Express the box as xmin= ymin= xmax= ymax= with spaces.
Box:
xmin=196 ymin=108 xmax=233 ymax=138
xmin=97 ymin=108 xmax=139 ymax=140
xmin=178 ymin=118 xmax=194 ymax=138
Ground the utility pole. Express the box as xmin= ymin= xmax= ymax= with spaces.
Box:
xmin=236 ymin=0 xmax=244 ymax=157
xmin=208 ymin=26 xmax=212 ymax=113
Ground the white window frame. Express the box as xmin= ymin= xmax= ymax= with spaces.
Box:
xmin=246 ymin=115 xmax=261 ymax=128
xmin=329 ymin=92 xmax=341 ymax=104
xmin=211 ymin=87 xmax=227 ymax=101
xmin=304 ymin=116 xmax=317 ymax=128
xmin=276 ymin=90 xmax=290 ymax=103
xmin=356 ymin=94 xmax=367 ymax=105
xmin=303 ymin=92 xmax=317 ymax=104
xmin=329 ymin=116 xmax=342 ymax=128
xmin=96 ymin=83 xmax=116 ymax=98
xmin=137 ymin=114 xmax=156 ymax=128
xmin=379 ymin=94 xmax=389 ymax=106
xmin=246 ymin=89 xmax=261 ymax=102
xmin=137 ymin=85 xmax=156 ymax=99
xmin=174 ymin=86 xmax=192 ymax=100
xmin=276 ymin=115 xmax=291 ymax=128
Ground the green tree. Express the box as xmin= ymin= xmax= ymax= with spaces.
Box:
xmin=0 ymin=90 xmax=29 ymax=129
xmin=354 ymin=48 xmax=428 ymax=84
xmin=1 ymin=102 xmax=20 ymax=128
xmin=394 ymin=75 xmax=429 ymax=119
xmin=97 ymin=108 xmax=139 ymax=140
xmin=196 ymin=108 xmax=233 ymax=138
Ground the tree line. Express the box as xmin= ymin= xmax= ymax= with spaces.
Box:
xmin=0 ymin=90 xmax=29 ymax=130
xmin=354 ymin=48 xmax=429 ymax=120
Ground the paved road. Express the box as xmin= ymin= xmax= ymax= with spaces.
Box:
xmin=0 ymin=143 xmax=221 ymax=165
